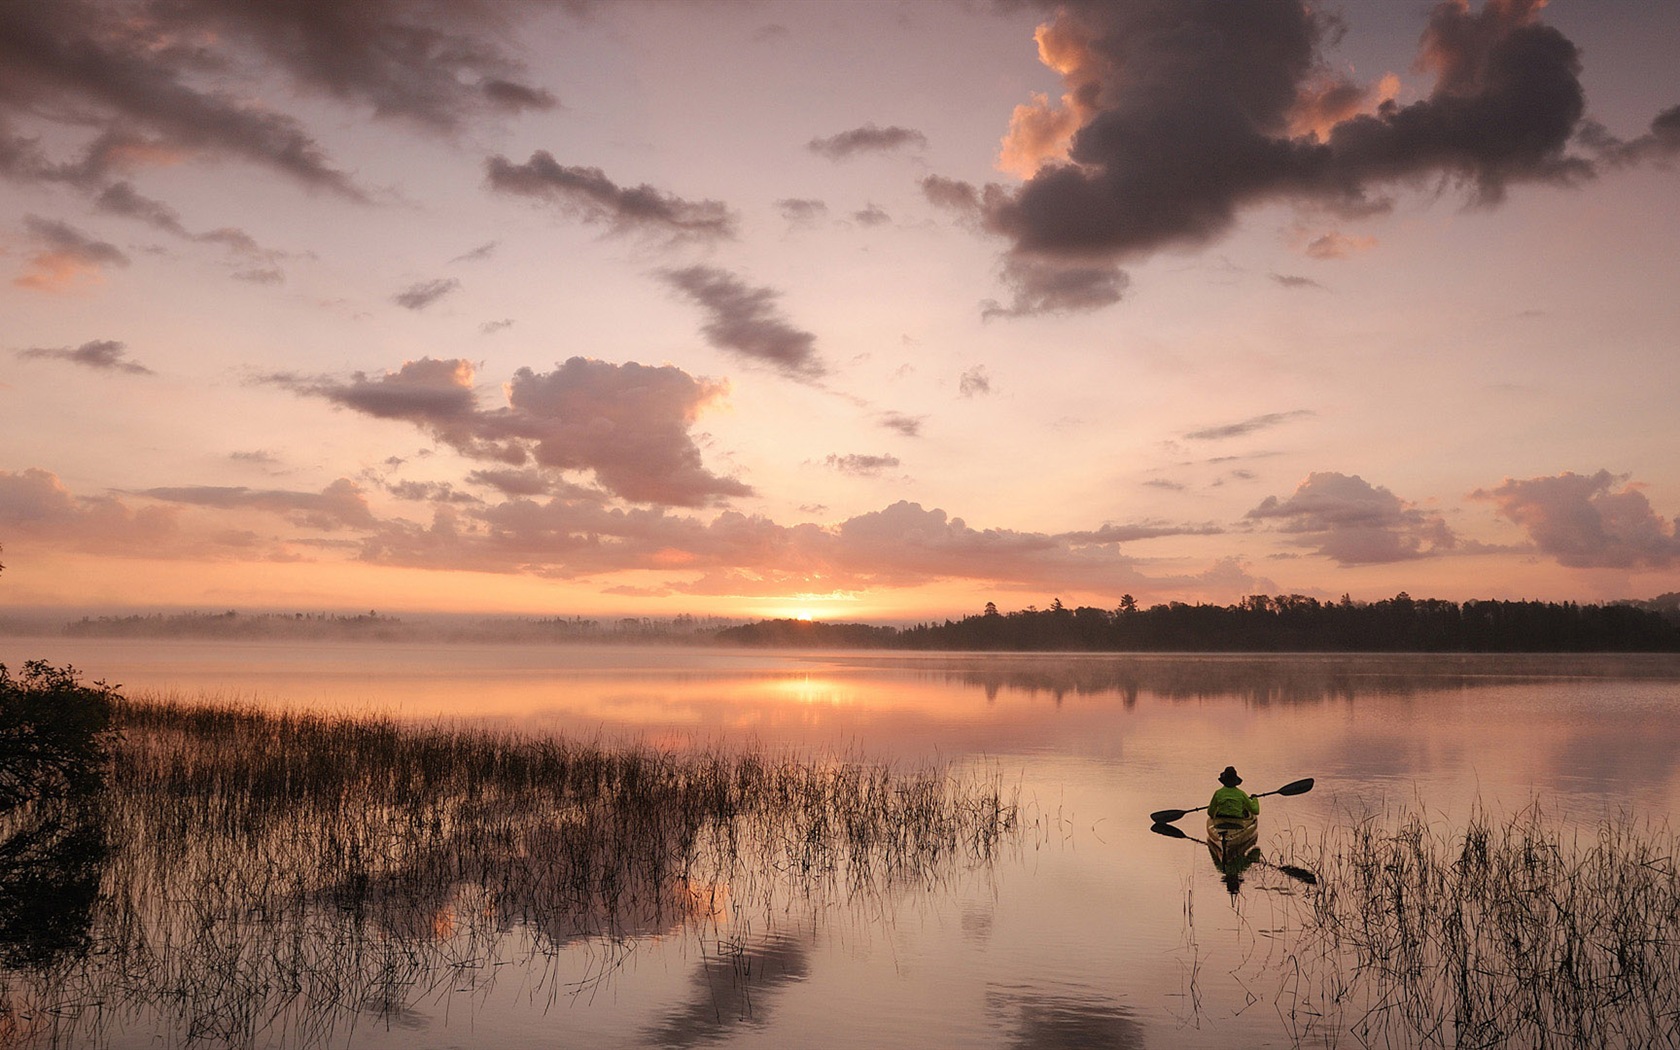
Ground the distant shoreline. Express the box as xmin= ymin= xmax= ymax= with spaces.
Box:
xmin=6 ymin=592 xmax=1679 ymax=653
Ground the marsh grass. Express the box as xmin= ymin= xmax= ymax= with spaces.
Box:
xmin=0 ymin=692 xmax=1021 ymax=1047
xmin=1265 ymin=806 xmax=1680 ymax=1048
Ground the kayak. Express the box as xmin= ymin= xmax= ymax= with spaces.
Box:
xmin=1206 ymin=812 xmax=1258 ymax=867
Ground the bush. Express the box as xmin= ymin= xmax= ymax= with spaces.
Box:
xmin=0 ymin=660 xmax=118 ymax=815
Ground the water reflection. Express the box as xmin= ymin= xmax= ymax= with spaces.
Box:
xmin=642 ymin=932 xmax=810 ymax=1048
xmin=0 ymin=802 xmax=107 ymax=971
xmin=0 ymin=698 xmax=1016 ymax=1048
xmin=985 ymin=985 xmax=1145 ymax=1050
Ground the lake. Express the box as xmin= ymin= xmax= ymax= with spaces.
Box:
xmin=4 ymin=636 xmax=1680 ymax=1048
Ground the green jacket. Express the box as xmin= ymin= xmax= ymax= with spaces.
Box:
xmin=1209 ymin=786 xmax=1259 ymax=819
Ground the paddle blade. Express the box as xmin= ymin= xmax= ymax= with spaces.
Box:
xmin=1149 ymin=808 xmax=1189 ymax=824
xmin=1149 ymin=822 xmax=1189 ymax=840
xmin=1277 ymin=863 xmax=1319 ymax=885
xmin=1274 ymin=777 xmax=1315 ymax=797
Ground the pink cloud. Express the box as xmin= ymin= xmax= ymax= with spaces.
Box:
xmin=1475 ymin=470 xmax=1680 ymax=569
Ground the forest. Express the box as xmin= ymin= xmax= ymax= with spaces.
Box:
xmin=714 ymin=594 xmax=1680 ymax=652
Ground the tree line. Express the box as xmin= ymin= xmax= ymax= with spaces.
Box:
xmin=714 ymin=594 xmax=1680 ymax=652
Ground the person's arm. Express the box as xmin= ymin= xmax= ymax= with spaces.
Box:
xmin=1246 ymin=792 xmax=1260 ymax=816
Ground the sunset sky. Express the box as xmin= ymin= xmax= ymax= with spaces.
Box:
xmin=3 ymin=0 xmax=1678 ymax=621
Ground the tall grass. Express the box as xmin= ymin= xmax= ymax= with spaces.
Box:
xmin=0 ymin=692 xmax=1022 ymax=1047
xmin=1266 ymin=806 xmax=1680 ymax=1048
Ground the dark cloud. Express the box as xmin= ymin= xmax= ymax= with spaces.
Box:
xmin=485 ymin=151 xmax=737 ymax=242
xmin=922 ymin=174 xmax=982 ymax=214
xmin=14 ymin=216 xmax=129 ymax=291
xmin=1271 ymin=273 xmax=1325 ymax=290
xmin=1186 ymin=410 xmax=1314 ymax=441
xmin=0 ymin=2 xmax=364 ymax=197
xmin=826 ymin=454 xmax=901 ymax=477
xmin=807 ymin=124 xmax=928 ymax=160
xmin=480 ymin=79 xmax=558 ymax=115
xmin=1474 ymin=469 xmax=1680 ymax=569
xmin=449 ymin=241 xmax=498 ymax=264
xmin=879 ymin=412 xmax=923 ymax=438
xmin=958 ymin=366 xmax=992 ymax=398
xmin=147 ymin=1 xmax=554 ymax=133
xmin=852 ymin=203 xmax=891 ymax=227
xmin=1058 ymin=521 xmax=1223 ymax=543
xmin=981 ymin=257 xmax=1128 ymax=318
xmin=775 ymin=198 xmax=828 ymax=226
xmin=659 ymin=266 xmax=823 ymax=377
xmin=1579 ymin=104 xmax=1680 ymax=167
xmin=271 ymin=356 xmax=751 ymax=508
xmin=1247 ymin=471 xmax=1455 ymax=564
xmin=95 ymin=181 xmax=288 ymax=277
xmin=16 ymin=338 xmax=153 ymax=375
xmin=952 ymin=0 xmax=1668 ymax=312
xmin=393 ymin=277 xmax=461 ymax=311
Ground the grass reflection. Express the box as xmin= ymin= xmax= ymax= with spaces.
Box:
xmin=0 ymin=694 xmax=1021 ymax=1047
xmin=1245 ymin=806 xmax=1680 ymax=1047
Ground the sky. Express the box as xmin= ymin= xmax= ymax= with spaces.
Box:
xmin=1 ymin=0 xmax=1678 ymax=622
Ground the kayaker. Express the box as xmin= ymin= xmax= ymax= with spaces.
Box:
xmin=1209 ymin=766 xmax=1260 ymax=819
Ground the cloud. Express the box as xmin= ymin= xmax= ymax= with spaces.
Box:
xmin=0 ymin=467 xmax=179 ymax=555
xmin=1271 ymin=273 xmax=1325 ymax=290
xmin=141 ymin=479 xmax=377 ymax=531
xmin=807 ymin=124 xmax=928 ymax=160
xmin=1304 ymin=230 xmax=1378 ymax=260
xmin=1247 ymin=471 xmax=1456 ymax=564
xmin=659 ymin=266 xmax=823 ymax=377
xmin=921 ymin=175 xmax=982 ymax=215
xmin=950 ymin=0 xmax=1664 ymax=312
xmin=14 ymin=216 xmax=129 ymax=291
xmin=775 ymin=198 xmax=828 ymax=226
xmin=825 ymin=454 xmax=901 ymax=477
xmin=879 ymin=412 xmax=923 ymax=438
xmin=485 ymin=152 xmax=737 ymax=242
xmin=94 ymin=181 xmax=289 ymax=277
xmin=1474 ymin=469 xmax=1680 ymax=569
xmin=270 ymin=356 xmax=752 ymax=508
xmin=852 ymin=203 xmax=891 ymax=227
xmin=982 ymin=256 xmax=1128 ymax=318
xmin=450 ymin=241 xmax=498 ymax=264
xmin=958 ymin=366 xmax=992 ymax=398
xmin=16 ymin=339 xmax=153 ymax=375
xmin=479 ymin=319 xmax=514 ymax=334
xmin=1186 ymin=410 xmax=1314 ymax=441
xmin=0 ymin=3 xmax=364 ymax=197
xmin=393 ymin=278 xmax=461 ymax=311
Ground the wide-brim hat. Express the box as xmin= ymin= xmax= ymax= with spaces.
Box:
xmin=1218 ymin=766 xmax=1242 ymax=787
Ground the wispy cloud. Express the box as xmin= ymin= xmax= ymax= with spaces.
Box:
xmin=1186 ymin=410 xmax=1314 ymax=442
xmin=486 ymin=152 xmax=737 ymax=242
xmin=807 ymin=124 xmax=928 ymax=160
xmin=14 ymin=216 xmax=129 ymax=291
xmin=393 ymin=278 xmax=461 ymax=311
xmin=16 ymin=338 xmax=152 ymax=375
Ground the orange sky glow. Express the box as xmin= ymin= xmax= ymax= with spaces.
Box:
xmin=2 ymin=1 xmax=1679 ymax=622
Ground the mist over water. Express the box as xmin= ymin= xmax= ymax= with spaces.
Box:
xmin=4 ymin=637 xmax=1679 ymax=1047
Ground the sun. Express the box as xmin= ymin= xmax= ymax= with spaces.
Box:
xmin=794 ymin=610 xmax=814 ymax=622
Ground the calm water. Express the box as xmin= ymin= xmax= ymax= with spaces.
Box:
xmin=5 ymin=636 xmax=1680 ymax=1048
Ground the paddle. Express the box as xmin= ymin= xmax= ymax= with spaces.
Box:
xmin=1149 ymin=776 xmax=1314 ymax=825
xmin=1148 ymin=821 xmax=1319 ymax=885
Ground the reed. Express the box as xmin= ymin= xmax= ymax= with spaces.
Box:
xmin=0 ymin=691 xmax=1023 ymax=1047
xmin=1271 ymin=805 xmax=1680 ymax=1048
